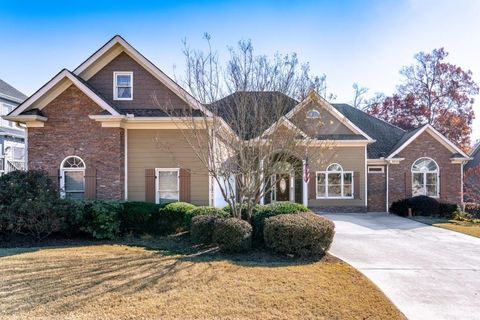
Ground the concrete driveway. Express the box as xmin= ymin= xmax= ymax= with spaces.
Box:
xmin=323 ymin=213 xmax=480 ymax=320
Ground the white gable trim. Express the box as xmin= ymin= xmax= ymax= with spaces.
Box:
xmin=10 ymin=70 xmax=120 ymax=117
xmin=387 ymin=124 xmax=469 ymax=159
xmin=282 ymin=91 xmax=374 ymax=142
xmin=262 ymin=117 xmax=308 ymax=139
xmin=73 ymin=35 xmax=213 ymax=118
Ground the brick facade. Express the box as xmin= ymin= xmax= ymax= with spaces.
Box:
xmin=367 ymin=166 xmax=387 ymax=212
xmin=28 ymin=85 xmax=124 ymax=200
xmin=388 ymin=131 xmax=462 ymax=208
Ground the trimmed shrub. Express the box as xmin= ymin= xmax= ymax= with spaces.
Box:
xmin=212 ymin=218 xmax=252 ymax=252
xmin=156 ymin=202 xmax=196 ymax=234
xmin=190 ymin=215 xmax=218 ymax=244
xmin=389 ymin=198 xmax=409 ymax=216
xmin=0 ymin=170 xmax=63 ymax=240
xmin=81 ymin=200 xmax=123 ymax=239
xmin=465 ymin=202 xmax=480 ymax=218
xmin=252 ymin=202 xmax=309 ymax=244
xmin=390 ymin=196 xmax=441 ymax=217
xmin=408 ymin=196 xmax=439 ymax=216
xmin=187 ymin=206 xmax=229 ymax=226
xmin=121 ymin=201 xmax=164 ymax=234
xmin=264 ymin=213 xmax=335 ymax=257
xmin=438 ymin=202 xmax=458 ymax=219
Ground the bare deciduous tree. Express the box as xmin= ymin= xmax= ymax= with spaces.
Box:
xmin=157 ymin=35 xmax=333 ymax=219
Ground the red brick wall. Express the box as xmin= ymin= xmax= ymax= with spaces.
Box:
xmin=388 ymin=131 xmax=462 ymax=208
xmin=367 ymin=166 xmax=387 ymax=212
xmin=28 ymin=85 xmax=124 ymax=199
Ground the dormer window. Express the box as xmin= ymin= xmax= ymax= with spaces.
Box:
xmin=306 ymin=109 xmax=320 ymax=119
xmin=114 ymin=72 xmax=133 ymax=100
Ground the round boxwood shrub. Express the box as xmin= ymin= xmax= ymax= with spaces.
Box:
xmin=190 ymin=215 xmax=219 ymax=244
xmin=187 ymin=206 xmax=229 ymax=227
xmin=408 ymin=195 xmax=439 ymax=216
xmin=156 ymin=202 xmax=196 ymax=234
xmin=212 ymin=218 xmax=252 ymax=252
xmin=264 ymin=212 xmax=335 ymax=257
xmin=252 ymin=202 xmax=309 ymax=245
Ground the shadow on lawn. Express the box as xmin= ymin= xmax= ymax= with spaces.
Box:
xmin=0 ymin=233 xmax=324 ymax=316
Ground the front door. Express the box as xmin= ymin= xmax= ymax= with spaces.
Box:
xmin=276 ymin=174 xmax=290 ymax=201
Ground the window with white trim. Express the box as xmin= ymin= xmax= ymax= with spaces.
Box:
xmin=306 ymin=109 xmax=320 ymax=119
xmin=316 ymin=163 xmax=353 ymax=199
xmin=1 ymin=103 xmax=14 ymax=127
xmin=156 ymin=168 xmax=179 ymax=204
xmin=411 ymin=157 xmax=439 ymax=197
xmin=60 ymin=156 xmax=85 ymax=199
xmin=113 ymin=72 xmax=133 ymax=100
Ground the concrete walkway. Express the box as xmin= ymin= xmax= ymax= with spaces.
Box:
xmin=323 ymin=213 xmax=480 ymax=320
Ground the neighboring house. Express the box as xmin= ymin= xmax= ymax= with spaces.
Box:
xmin=0 ymin=79 xmax=26 ymax=175
xmin=464 ymin=142 xmax=480 ymax=202
xmin=3 ymin=36 xmax=472 ymax=212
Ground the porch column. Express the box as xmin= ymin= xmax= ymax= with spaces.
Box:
xmin=260 ymin=159 xmax=265 ymax=205
xmin=302 ymin=159 xmax=308 ymax=207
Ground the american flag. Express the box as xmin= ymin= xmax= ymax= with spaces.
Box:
xmin=304 ymin=157 xmax=310 ymax=183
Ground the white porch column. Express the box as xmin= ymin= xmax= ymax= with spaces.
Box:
xmin=302 ymin=159 xmax=308 ymax=207
xmin=259 ymin=159 xmax=265 ymax=205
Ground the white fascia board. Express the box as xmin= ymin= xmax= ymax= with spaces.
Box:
xmin=387 ymin=124 xmax=469 ymax=159
xmin=11 ymin=70 xmax=120 ymax=117
xmin=283 ymin=91 xmax=374 ymax=142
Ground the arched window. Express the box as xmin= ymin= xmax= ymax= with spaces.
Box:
xmin=316 ymin=163 xmax=353 ymax=198
xmin=60 ymin=156 xmax=86 ymax=199
xmin=306 ymin=109 xmax=320 ymax=119
xmin=411 ymin=157 xmax=439 ymax=197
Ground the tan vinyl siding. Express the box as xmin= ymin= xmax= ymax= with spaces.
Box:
xmin=291 ymin=102 xmax=354 ymax=137
xmin=307 ymin=145 xmax=366 ymax=207
xmin=128 ymin=129 xmax=209 ymax=205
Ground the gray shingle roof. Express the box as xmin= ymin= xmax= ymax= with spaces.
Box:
xmin=208 ymin=91 xmax=298 ymax=140
xmin=465 ymin=143 xmax=480 ymax=171
xmin=315 ymin=134 xmax=366 ymax=140
xmin=331 ymin=103 xmax=406 ymax=158
xmin=0 ymin=79 xmax=27 ymax=102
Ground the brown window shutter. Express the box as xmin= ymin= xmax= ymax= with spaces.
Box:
xmin=179 ymin=168 xmax=191 ymax=203
xmin=145 ymin=169 xmax=156 ymax=203
xmin=308 ymin=174 xmax=316 ymax=199
xmin=85 ymin=167 xmax=97 ymax=199
xmin=354 ymin=172 xmax=360 ymax=199
xmin=48 ymin=169 xmax=60 ymax=192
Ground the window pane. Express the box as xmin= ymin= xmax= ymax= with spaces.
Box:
xmin=159 ymin=171 xmax=178 ymax=191
xmin=343 ymin=173 xmax=352 ymax=184
xmin=328 ymin=173 xmax=342 ymax=197
xmin=13 ymin=147 xmax=24 ymax=160
xmin=117 ymin=87 xmax=132 ymax=99
xmin=343 ymin=184 xmax=352 ymax=197
xmin=66 ymin=192 xmax=85 ymax=200
xmin=412 ymin=172 xmax=424 ymax=196
xmin=158 ymin=191 xmax=179 ymax=203
xmin=116 ymin=75 xmax=131 ymax=86
xmin=426 ymin=184 xmax=437 ymax=197
xmin=426 ymin=173 xmax=437 ymax=185
xmin=65 ymin=171 xmax=84 ymax=191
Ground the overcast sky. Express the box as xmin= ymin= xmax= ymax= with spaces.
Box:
xmin=1 ymin=0 xmax=479 ymax=143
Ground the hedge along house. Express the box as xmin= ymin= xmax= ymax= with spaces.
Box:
xmin=4 ymin=35 xmax=472 ymax=212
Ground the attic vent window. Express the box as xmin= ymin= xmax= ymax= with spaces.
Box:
xmin=306 ymin=109 xmax=320 ymax=119
xmin=114 ymin=72 xmax=133 ymax=100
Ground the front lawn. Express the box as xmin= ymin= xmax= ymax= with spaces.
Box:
xmin=0 ymin=236 xmax=404 ymax=320
xmin=412 ymin=216 xmax=480 ymax=238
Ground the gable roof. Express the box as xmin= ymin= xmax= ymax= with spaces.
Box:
xmin=387 ymin=124 xmax=469 ymax=159
xmin=8 ymin=69 xmax=121 ymax=117
xmin=0 ymin=79 xmax=27 ymax=103
xmin=73 ymin=35 xmax=212 ymax=117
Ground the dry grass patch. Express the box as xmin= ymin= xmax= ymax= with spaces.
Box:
xmin=413 ymin=216 xmax=480 ymax=238
xmin=0 ymin=238 xmax=404 ymax=320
